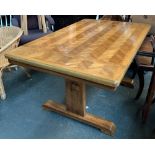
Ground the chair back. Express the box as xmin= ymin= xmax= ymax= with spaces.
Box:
xmin=100 ymin=15 xmax=126 ymax=21
xmin=12 ymin=15 xmax=39 ymax=30
xmin=0 ymin=15 xmax=12 ymax=27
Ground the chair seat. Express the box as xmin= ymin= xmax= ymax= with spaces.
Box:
xmin=137 ymin=37 xmax=153 ymax=65
xmin=20 ymin=29 xmax=52 ymax=45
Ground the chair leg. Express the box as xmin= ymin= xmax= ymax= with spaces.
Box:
xmin=7 ymin=65 xmax=31 ymax=78
xmin=142 ymin=70 xmax=155 ymax=122
xmin=19 ymin=66 xmax=31 ymax=78
xmin=0 ymin=71 xmax=6 ymax=100
xmin=130 ymin=58 xmax=138 ymax=79
xmin=142 ymin=103 xmax=151 ymax=123
xmin=135 ymin=69 xmax=144 ymax=100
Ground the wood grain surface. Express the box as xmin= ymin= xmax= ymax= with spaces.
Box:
xmin=6 ymin=19 xmax=151 ymax=89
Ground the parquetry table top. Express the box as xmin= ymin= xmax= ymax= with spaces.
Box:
xmin=6 ymin=19 xmax=151 ymax=89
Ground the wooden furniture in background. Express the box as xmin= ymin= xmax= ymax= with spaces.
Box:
xmin=136 ymin=51 xmax=155 ymax=122
xmin=143 ymin=67 xmax=155 ymax=122
xmin=20 ymin=15 xmax=47 ymax=35
xmin=129 ymin=16 xmax=155 ymax=99
xmin=6 ymin=19 xmax=150 ymax=135
xmin=0 ymin=26 xmax=23 ymax=100
xmin=134 ymin=36 xmax=155 ymax=99
xmin=100 ymin=15 xmax=125 ymax=21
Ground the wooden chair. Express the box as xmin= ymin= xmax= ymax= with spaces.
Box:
xmin=128 ymin=36 xmax=154 ymax=100
xmin=136 ymin=51 xmax=155 ymax=122
xmin=0 ymin=26 xmax=23 ymax=100
xmin=129 ymin=16 xmax=155 ymax=99
xmin=11 ymin=15 xmax=55 ymax=45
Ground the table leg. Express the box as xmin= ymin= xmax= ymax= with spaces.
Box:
xmin=43 ymin=79 xmax=116 ymax=135
xmin=66 ymin=79 xmax=86 ymax=116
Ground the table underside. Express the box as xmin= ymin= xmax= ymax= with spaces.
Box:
xmin=9 ymin=59 xmax=116 ymax=135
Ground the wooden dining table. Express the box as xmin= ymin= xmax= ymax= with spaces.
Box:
xmin=5 ymin=19 xmax=150 ymax=135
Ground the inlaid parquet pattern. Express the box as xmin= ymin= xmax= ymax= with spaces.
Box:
xmin=6 ymin=19 xmax=151 ymax=89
